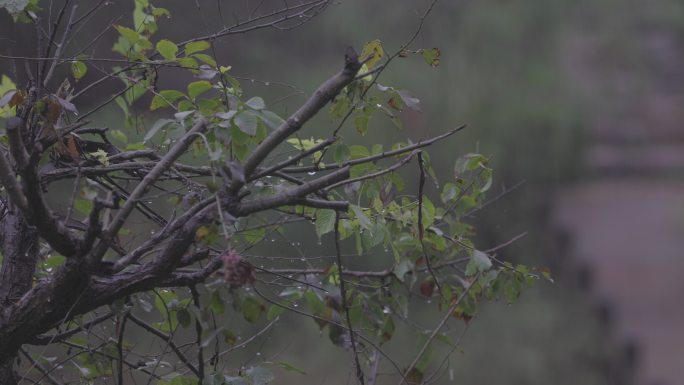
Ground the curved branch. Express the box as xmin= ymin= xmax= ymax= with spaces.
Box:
xmin=5 ymin=117 xmax=81 ymax=257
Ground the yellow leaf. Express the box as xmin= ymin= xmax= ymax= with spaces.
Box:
xmin=0 ymin=75 xmax=18 ymax=118
xmin=360 ymin=39 xmax=384 ymax=68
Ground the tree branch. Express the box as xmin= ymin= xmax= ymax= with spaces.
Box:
xmin=92 ymin=118 xmax=208 ymax=262
xmin=233 ymin=48 xmax=361 ymax=192
xmin=233 ymin=166 xmax=350 ymax=216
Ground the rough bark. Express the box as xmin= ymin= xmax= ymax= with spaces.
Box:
xmin=0 ymin=205 xmax=39 ymax=384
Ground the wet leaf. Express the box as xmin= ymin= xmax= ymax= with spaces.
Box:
xmin=184 ymin=40 xmax=210 ymax=55
xmin=70 ymin=61 xmax=87 ymax=80
xmin=360 ymin=39 xmax=384 ymax=68
xmin=187 ymin=80 xmax=212 ymax=99
xmin=241 ymin=297 xmax=265 ymax=323
xmin=316 ymin=209 xmax=336 ymax=238
xmin=156 ymin=39 xmax=178 ymax=60
xmin=234 ymin=110 xmax=258 ymax=135
xmin=421 ymin=47 xmax=441 ymax=67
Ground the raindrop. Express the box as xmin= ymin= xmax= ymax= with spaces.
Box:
xmin=256 ymin=352 xmax=261 ymax=356
xmin=265 ymin=82 xmax=270 ymax=86
xmin=382 ymin=306 xmax=390 ymax=314
xmin=307 ymin=171 xmax=316 ymax=176
xmin=299 ymin=258 xmax=306 ymax=262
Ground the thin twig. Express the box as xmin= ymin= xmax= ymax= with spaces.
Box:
xmin=128 ymin=313 xmax=200 ymax=377
xmin=189 ymin=286 xmax=205 ymax=381
xmin=283 ymin=126 xmax=465 ymax=173
xmin=116 ymin=311 xmax=130 ymax=385
xmin=19 ymin=348 xmax=62 ymax=385
xmin=417 ymin=152 xmax=445 ymax=299
xmin=396 ymin=273 xmax=479 ymax=385
xmin=334 ymin=212 xmax=365 ymax=384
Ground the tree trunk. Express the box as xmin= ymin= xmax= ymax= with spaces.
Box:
xmin=0 ymin=203 xmax=40 ymax=384
xmin=0 ymin=356 xmax=18 ymax=385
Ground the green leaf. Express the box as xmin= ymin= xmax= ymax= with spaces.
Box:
xmin=421 ymin=47 xmax=441 ymax=67
xmin=178 ymin=57 xmax=199 ymax=71
xmin=330 ymin=95 xmax=350 ymax=118
xmin=245 ymin=96 xmax=265 ymax=110
xmin=156 ymin=39 xmax=178 ymax=60
xmin=0 ymin=75 xmax=18 ymax=118
xmin=234 ymin=110 xmax=258 ymax=135
xmin=354 ymin=114 xmax=369 ymax=135
xmin=393 ymin=259 xmax=414 ymax=282
xmin=74 ymin=198 xmax=93 ymax=215
xmin=503 ymin=276 xmax=521 ymax=304
xmin=350 ymin=205 xmax=372 ymax=230
xmin=274 ymin=361 xmax=306 ymax=375
xmin=266 ymin=304 xmax=284 ymax=320
xmin=209 ymin=290 xmax=225 ymax=315
xmin=332 ymin=144 xmax=350 ymax=164
xmin=187 ymin=80 xmax=212 ymax=99
xmin=114 ymin=25 xmax=141 ymax=45
xmin=241 ymin=297 xmax=265 ymax=323
xmin=258 ymin=110 xmax=284 ymax=130
xmin=185 ymin=40 xmax=210 ymax=55
xmin=152 ymin=7 xmax=171 ymax=18
xmin=349 ymin=145 xmax=369 ymax=159
xmin=70 ymin=61 xmax=87 ymax=80
xmin=144 ymin=118 xmax=174 ymax=142
xmin=379 ymin=316 xmax=395 ymax=342
xmin=192 ymin=53 xmax=217 ymax=67
xmin=150 ymin=89 xmax=185 ymax=110
xmin=315 ymin=209 xmax=336 ymax=238
xmin=465 ymin=250 xmax=492 ymax=276
xmin=176 ymin=308 xmax=191 ymax=328
xmin=43 ymin=254 xmax=66 ymax=269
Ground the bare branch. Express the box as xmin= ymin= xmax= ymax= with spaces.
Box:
xmin=43 ymin=4 xmax=78 ymax=88
xmin=235 ymin=49 xmax=361 ymax=190
xmin=28 ymin=311 xmax=115 ymax=345
xmin=397 ymin=272 xmax=479 ymax=385
xmin=250 ymin=136 xmax=336 ymax=181
xmin=93 ymin=118 xmax=208 ymax=262
xmin=5 ymin=117 xmax=81 ymax=257
xmin=233 ymin=166 xmax=350 ymax=216
xmin=333 ymin=212 xmax=365 ymax=384
xmin=127 ymin=313 xmax=201 ymax=377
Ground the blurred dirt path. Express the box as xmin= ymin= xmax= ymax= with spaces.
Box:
xmin=553 ymin=23 xmax=684 ymax=385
